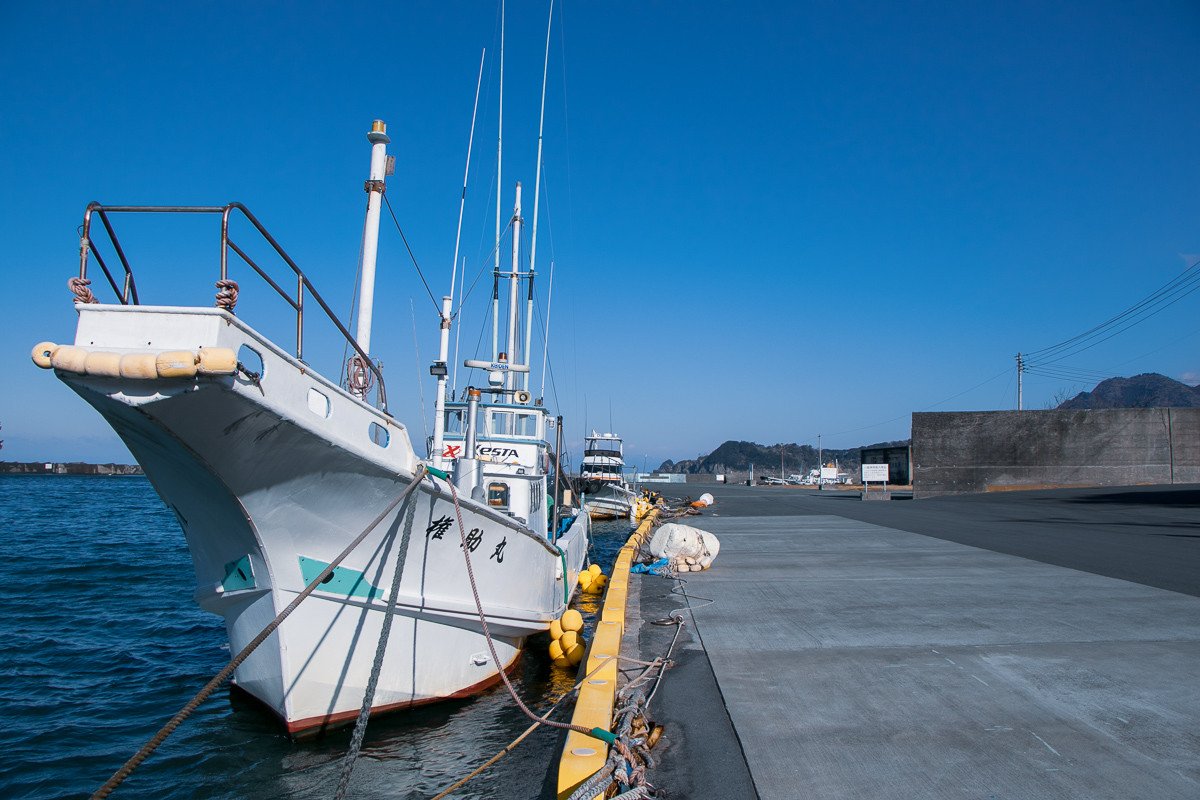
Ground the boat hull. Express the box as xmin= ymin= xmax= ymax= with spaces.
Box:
xmin=582 ymin=482 xmax=637 ymax=520
xmin=55 ymin=305 xmax=588 ymax=733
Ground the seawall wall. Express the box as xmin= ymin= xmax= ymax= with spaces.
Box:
xmin=912 ymin=408 xmax=1200 ymax=498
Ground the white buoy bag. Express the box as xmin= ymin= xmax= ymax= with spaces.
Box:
xmin=647 ymin=523 xmax=721 ymax=572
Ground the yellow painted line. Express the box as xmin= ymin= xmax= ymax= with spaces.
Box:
xmin=557 ymin=508 xmax=659 ymax=799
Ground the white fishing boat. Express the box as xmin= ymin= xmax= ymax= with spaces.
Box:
xmin=31 ymin=120 xmax=589 ymax=736
xmin=579 ymin=431 xmax=638 ymax=519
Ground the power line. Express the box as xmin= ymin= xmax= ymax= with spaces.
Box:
xmin=1024 ymin=256 xmax=1200 ymax=366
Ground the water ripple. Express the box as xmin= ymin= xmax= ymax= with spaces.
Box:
xmin=0 ymin=476 xmax=631 ymax=799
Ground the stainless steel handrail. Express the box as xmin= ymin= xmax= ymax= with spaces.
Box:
xmin=77 ymin=202 xmax=388 ymax=413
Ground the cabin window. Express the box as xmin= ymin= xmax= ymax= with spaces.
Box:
xmin=515 ymin=413 xmax=538 ymax=437
xmin=444 ymin=409 xmax=465 ymax=434
xmin=489 ymin=411 xmax=513 ymax=436
xmin=487 ymin=482 xmax=510 ymax=508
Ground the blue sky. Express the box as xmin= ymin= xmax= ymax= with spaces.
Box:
xmin=2 ymin=1 xmax=1198 ymax=470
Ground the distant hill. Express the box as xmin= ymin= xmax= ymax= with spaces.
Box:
xmin=1057 ymin=373 xmax=1200 ymax=409
xmin=656 ymin=439 xmax=910 ymax=475
xmin=0 ymin=461 xmax=143 ymax=475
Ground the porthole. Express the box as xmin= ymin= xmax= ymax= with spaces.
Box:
xmin=368 ymin=422 xmax=389 ymax=447
xmin=236 ymin=344 xmax=264 ymax=379
xmin=307 ymin=388 xmax=330 ymax=418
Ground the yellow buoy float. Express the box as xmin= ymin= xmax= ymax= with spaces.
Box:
xmin=581 ymin=563 xmax=607 ymax=594
xmin=561 ymin=608 xmax=583 ymax=632
xmin=548 ymin=607 xmax=587 ymax=667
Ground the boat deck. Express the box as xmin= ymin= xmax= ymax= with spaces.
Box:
xmin=623 ymin=484 xmax=1200 ymax=799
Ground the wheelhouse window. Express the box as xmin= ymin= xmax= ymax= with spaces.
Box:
xmin=515 ymin=413 xmax=538 ymax=437
xmin=487 ymin=482 xmax=510 ymax=509
xmin=489 ymin=411 xmax=513 ymax=436
xmin=444 ymin=409 xmax=465 ymax=434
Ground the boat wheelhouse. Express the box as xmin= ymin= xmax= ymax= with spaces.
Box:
xmin=579 ymin=431 xmax=637 ymax=519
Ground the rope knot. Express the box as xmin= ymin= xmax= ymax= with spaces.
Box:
xmin=346 ymin=354 xmax=376 ymax=395
xmin=214 ymin=279 xmax=239 ymax=311
xmin=68 ymin=277 xmax=98 ymax=304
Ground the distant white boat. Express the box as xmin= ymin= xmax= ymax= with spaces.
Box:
xmin=34 ymin=121 xmax=588 ymax=736
xmin=580 ymin=431 xmax=638 ymax=519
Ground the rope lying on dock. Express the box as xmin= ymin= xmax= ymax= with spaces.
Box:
xmin=562 ymin=617 xmax=684 ymax=800
xmin=557 ymin=501 xmax=704 ymax=800
xmin=90 ymin=466 xmax=429 ymax=800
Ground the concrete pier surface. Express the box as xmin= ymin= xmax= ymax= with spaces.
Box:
xmin=631 ymin=484 xmax=1200 ymax=799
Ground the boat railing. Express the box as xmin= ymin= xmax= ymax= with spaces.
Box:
xmin=76 ymin=202 xmax=388 ymax=413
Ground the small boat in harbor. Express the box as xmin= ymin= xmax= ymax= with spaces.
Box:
xmin=32 ymin=121 xmax=589 ymax=736
xmin=579 ymin=431 xmax=638 ymax=519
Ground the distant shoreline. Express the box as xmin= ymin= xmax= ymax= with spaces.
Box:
xmin=0 ymin=462 xmax=143 ymax=476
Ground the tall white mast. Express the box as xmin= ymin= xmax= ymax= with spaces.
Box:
xmin=540 ymin=259 xmax=554 ymax=398
xmin=450 ymin=50 xmax=486 ymax=312
xmin=525 ymin=0 xmax=554 ymax=392
xmin=505 ymin=182 xmax=522 ymax=393
xmin=354 ymin=120 xmax=390 ymax=358
xmin=446 ymin=50 xmax=486 ymax=403
xmin=493 ymin=0 xmax=504 ymax=362
xmin=432 ymin=295 xmax=452 ymax=469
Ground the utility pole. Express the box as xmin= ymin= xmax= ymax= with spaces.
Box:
xmin=1015 ymin=353 xmax=1024 ymax=411
xmin=817 ymin=434 xmax=823 ymax=491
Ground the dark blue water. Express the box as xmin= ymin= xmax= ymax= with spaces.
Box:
xmin=0 ymin=476 xmax=631 ymax=800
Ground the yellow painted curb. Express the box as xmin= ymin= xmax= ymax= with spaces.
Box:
xmin=556 ymin=509 xmax=658 ymax=799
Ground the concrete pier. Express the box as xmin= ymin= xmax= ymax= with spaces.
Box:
xmin=630 ymin=484 xmax=1200 ymax=799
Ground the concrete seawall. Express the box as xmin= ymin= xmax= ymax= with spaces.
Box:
xmin=912 ymin=408 xmax=1200 ymax=497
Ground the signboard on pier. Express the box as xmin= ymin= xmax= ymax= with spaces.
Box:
xmin=862 ymin=463 xmax=889 ymax=483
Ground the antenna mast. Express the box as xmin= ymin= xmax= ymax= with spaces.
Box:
xmin=540 ymin=259 xmax=554 ymax=398
xmin=526 ymin=0 xmax=554 ymax=392
xmin=435 ymin=52 xmax=486 ymax=467
xmin=493 ymin=0 xmax=504 ymax=361
xmin=450 ymin=50 xmax=486 ymax=391
xmin=505 ymin=183 xmax=522 ymax=393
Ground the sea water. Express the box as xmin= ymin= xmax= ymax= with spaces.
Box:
xmin=0 ymin=476 xmax=631 ymax=800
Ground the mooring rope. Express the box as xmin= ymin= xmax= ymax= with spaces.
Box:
xmin=332 ymin=483 xmax=422 ymax=800
xmin=429 ymin=653 xmax=619 ymax=800
xmin=566 ymin=686 xmax=658 ymax=800
xmin=445 ymin=482 xmax=615 ymax=745
xmin=90 ymin=467 xmax=428 ymax=799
